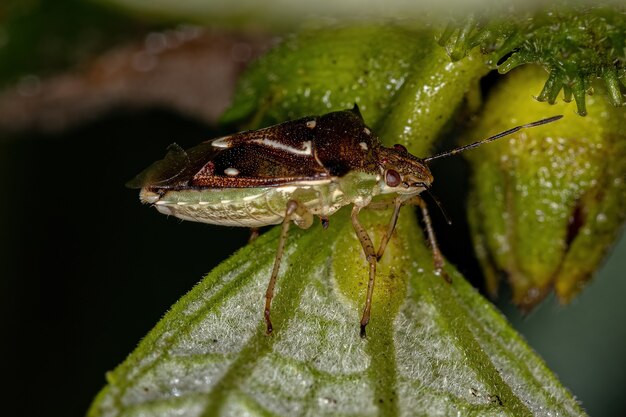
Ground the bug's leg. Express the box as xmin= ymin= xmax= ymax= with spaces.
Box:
xmin=264 ymin=200 xmax=311 ymax=335
xmin=375 ymin=197 xmax=403 ymax=261
xmin=412 ymin=196 xmax=450 ymax=282
xmin=351 ymin=205 xmax=378 ymax=338
xmin=248 ymin=227 xmax=260 ymax=243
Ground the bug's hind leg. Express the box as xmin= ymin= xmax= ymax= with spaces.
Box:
xmin=264 ymin=200 xmax=312 ymax=335
xmin=351 ymin=205 xmax=379 ymax=338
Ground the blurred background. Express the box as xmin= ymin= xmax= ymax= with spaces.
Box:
xmin=1 ymin=1 xmax=625 ymax=416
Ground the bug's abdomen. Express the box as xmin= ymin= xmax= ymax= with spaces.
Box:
xmin=156 ymin=199 xmax=283 ymax=227
xmin=140 ymin=188 xmax=284 ymax=227
xmin=140 ymin=183 xmax=334 ymax=228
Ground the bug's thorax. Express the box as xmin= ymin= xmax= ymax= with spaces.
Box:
xmin=375 ymin=144 xmax=433 ymax=196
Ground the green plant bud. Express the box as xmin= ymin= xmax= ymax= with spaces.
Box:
xmin=466 ymin=65 xmax=626 ymax=310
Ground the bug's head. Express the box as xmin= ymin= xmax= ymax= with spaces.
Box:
xmin=377 ymin=144 xmax=433 ymax=195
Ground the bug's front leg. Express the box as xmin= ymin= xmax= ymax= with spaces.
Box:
xmin=264 ymin=199 xmax=312 ymax=335
xmin=411 ymin=195 xmax=449 ymax=282
xmin=372 ymin=195 xmax=449 ymax=282
xmin=374 ymin=197 xmax=403 ymax=261
xmin=351 ymin=205 xmax=378 ymax=338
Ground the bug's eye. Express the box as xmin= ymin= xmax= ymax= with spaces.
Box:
xmin=393 ymin=144 xmax=407 ymax=153
xmin=385 ymin=169 xmax=402 ymax=187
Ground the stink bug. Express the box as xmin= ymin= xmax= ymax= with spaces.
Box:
xmin=128 ymin=105 xmax=562 ymax=337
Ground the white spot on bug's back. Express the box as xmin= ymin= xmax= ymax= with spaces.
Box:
xmin=363 ymin=127 xmax=371 ymax=135
xmin=359 ymin=142 xmax=368 ymax=151
xmin=225 ymin=167 xmax=240 ymax=176
xmin=251 ymin=138 xmax=313 ymax=156
xmin=211 ymin=136 xmax=233 ymax=148
xmin=306 ymin=120 xmax=316 ymax=129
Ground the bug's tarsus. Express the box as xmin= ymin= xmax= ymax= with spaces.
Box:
xmin=360 ymin=321 xmax=368 ymax=338
xmin=265 ymin=310 xmax=273 ymax=335
xmin=423 ymin=115 xmax=563 ymax=162
xmin=359 ymin=259 xmax=376 ymax=338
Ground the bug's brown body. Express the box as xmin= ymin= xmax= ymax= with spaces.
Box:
xmin=130 ymin=108 xmax=420 ymax=189
xmin=133 ymin=108 xmax=424 ymax=229
xmin=129 ymin=106 xmax=562 ymax=336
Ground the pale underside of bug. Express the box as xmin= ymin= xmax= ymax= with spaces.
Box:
xmin=128 ymin=105 xmax=562 ymax=337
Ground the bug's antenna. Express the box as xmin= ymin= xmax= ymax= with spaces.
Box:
xmin=423 ymin=115 xmax=563 ymax=163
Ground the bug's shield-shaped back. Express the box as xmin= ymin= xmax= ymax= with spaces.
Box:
xmin=127 ymin=109 xmax=380 ymax=190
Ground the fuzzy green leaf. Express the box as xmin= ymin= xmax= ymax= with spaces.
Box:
xmin=89 ymin=212 xmax=584 ymax=417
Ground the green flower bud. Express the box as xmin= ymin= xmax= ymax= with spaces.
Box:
xmin=466 ymin=65 xmax=626 ymax=310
